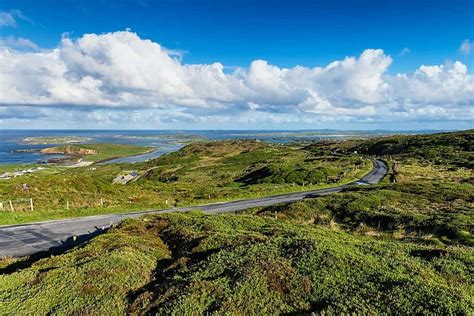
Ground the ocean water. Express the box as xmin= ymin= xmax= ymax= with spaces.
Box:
xmin=0 ymin=129 xmax=427 ymax=165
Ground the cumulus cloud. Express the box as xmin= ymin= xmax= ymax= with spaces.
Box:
xmin=393 ymin=62 xmax=473 ymax=106
xmin=0 ymin=36 xmax=38 ymax=51
xmin=0 ymin=31 xmax=472 ymax=127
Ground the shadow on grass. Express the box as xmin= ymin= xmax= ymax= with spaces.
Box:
xmin=126 ymin=231 xmax=221 ymax=313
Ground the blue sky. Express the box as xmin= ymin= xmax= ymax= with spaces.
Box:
xmin=0 ymin=0 xmax=473 ymax=130
xmin=1 ymin=0 xmax=473 ymax=71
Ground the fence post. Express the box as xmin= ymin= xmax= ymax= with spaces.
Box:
xmin=100 ymin=198 xmax=104 ymax=207
xmin=9 ymin=200 xmax=14 ymax=212
xmin=0 ymin=202 xmax=3 ymax=211
xmin=66 ymin=200 xmax=69 ymax=210
xmin=30 ymin=198 xmax=34 ymax=212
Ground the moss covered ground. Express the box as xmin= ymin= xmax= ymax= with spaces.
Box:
xmin=0 ymin=211 xmax=472 ymax=314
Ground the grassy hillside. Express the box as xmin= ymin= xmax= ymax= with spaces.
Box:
xmin=1 ymin=212 xmax=472 ymax=314
xmin=306 ymin=130 xmax=474 ymax=168
xmin=0 ymin=130 xmax=472 ymax=314
xmin=141 ymin=140 xmax=367 ymax=186
xmin=254 ymin=131 xmax=474 ymax=247
xmin=0 ymin=140 xmax=371 ymax=225
xmin=253 ymin=182 xmax=473 ymax=246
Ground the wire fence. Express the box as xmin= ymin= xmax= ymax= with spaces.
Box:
xmin=0 ymin=197 xmax=172 ymax=213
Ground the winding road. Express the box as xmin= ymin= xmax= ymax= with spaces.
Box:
xmin=0 ymin=159 xmax=387 ymax=258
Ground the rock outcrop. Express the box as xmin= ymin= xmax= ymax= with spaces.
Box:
xmin=40 ymin=146 xmax=97 ymax=155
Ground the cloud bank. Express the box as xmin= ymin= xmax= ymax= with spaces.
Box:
xmin=0 ymin=31 xmax=472 ymax=128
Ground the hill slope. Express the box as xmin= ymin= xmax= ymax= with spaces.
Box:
xmin=0 ymin=130 xmax=472 ymax=314
xmin=306 ymin=130 xmax=474 ymax=168
xmin=1 ymin=212 xmax=472 ymax=314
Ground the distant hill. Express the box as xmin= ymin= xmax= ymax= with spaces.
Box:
xmin=142 ymin=139 xmax=369 ymax=186
xmin=306 ymin=130 xmax=474 ymax=168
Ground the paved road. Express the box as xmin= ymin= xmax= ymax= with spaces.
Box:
xmin=0 ymin=159 xmax=387 ymax=258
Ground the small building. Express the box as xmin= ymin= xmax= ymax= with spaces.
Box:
xmin=113 ymin=171 xmax=140 ymax=184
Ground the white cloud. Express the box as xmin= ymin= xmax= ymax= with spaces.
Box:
xmin=0 ymin=11 xmax=16 ymax=28
xmin=0 ymin=30 xmax=472 ymax=127
xmin=459 ymin=39 xmax=472 ymax=55
xmin=392 ymin=61 xmax=473 ymax=106
xmin=0 ymin=10 xmax=32 ymax=28
xmin=0 ymin=36 xmax=38 ymax=51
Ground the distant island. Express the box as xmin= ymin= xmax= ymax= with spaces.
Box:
xmin=13 ymin=143 xmax=153 ymax=167
xmin=22 ymin=136 xmax=93 ymax=145
xmin=40 ymin=143 xmax=153 ymax=164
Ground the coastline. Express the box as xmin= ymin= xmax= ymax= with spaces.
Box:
xmin=93 ymin=147 xmax=156 ymax=164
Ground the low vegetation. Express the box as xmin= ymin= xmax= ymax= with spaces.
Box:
xmin=305 ymin=129 xmax=473 ymax=168
xmin=0 ymin=212 xmax=472 ymax=314
xmin=0 ymin=130 xmax=472 ymax=314
xmin=253 ymin=181 xmax=473 ymax=246
xmin=0 ymin=140 xmax=371 ymax=225
xmin=253 ymin=132 xmax=473 ymax=247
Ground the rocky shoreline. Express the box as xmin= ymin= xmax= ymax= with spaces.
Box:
xmin=14 ymin=145 xmax=97 ymax=166
xmin=39 ymin=146 xmax=97 ymax=155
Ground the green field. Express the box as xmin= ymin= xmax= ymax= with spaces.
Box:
xmin=0 ymin=211 xmax=472 ymax=314
xmin=247 ymin=130 xmax=474 ymax=247
xmin=39 ymin=143 xmax=153 ymax=162
xmin=0 ymin=130 xmax=472 ymax=314
xmin=0 ymin=140 xmax=372 ymax=225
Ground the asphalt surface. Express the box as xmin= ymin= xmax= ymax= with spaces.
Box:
xmin=0 ymin=159 xmax=387 ymax=258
